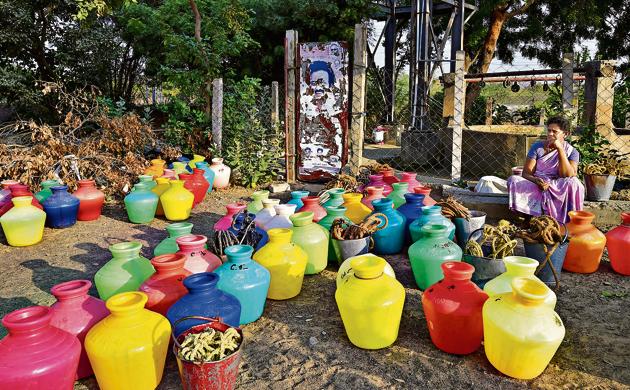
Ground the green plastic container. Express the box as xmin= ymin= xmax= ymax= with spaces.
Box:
xmin=408 ymin=224 xmax=462 ymax=290
xmin=386 ymin=182 xmax=409 ymax=209
xmin=153 ymin=222 xmax=194 ymax=257
xmin=290 ymin=212 xmax=329 ymax=275
xmin=94 ymin=242 xmax=155 ymax=300
xmin=124 ymin=182 xmax=158 ymax=224
xmin=34 ymin=179 xmax=62 ymax=203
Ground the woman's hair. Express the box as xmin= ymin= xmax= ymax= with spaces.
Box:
xmin=546 ymin=116 xmax=570 ymax=134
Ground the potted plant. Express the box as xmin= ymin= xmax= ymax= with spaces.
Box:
xmin=572 ymin=126 xmax=629 ymax=201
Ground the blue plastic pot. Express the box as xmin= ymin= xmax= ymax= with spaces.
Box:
xmin=396 ymin=193 xmax=425 ymax=244
xmin=287 ymin=190 xmax=309 ymax=211
xmin=42 ymin=185 xmax=80 ymax=228
xmin=195 ymin=162 xmax=216 ymax=193
xmin=167 ymin=272 xmax=241 ymax=336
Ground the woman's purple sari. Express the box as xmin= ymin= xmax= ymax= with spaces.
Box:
xmin=508 ymin=142 xmax=584 ymax=223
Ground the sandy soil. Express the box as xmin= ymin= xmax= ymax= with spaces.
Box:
xmin=0 ymin=187 xmax=628 ymax=389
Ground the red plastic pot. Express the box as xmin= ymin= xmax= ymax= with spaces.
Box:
xmin=50 ymin=280 xmax=109 ymax=379
xmin=421 ymin=262 xmax=488 ymax=355
xmin=0 ymin=306 xmax=81 ymax=389
xmin=400 ymin=172 xmax=421 ymax=190
xmin=140 ymin=253 xmax=192 ymax=315
xmin=179 ymin=171 xmax=209 ymax=207
xmin=413 ymin=186 xmax=437 ymax=206
xmin=606 ymin=212 xmax=630 ymax=276
xmin=299 ymin=196 xmax=327 ymax=222
xmin=379 ymin=168 xmax=399 ymax=186
xmin=74 ymin=179 xmax=105 ymax=221
xmin=362 ymin=186 xmax=385 ymax=210
xmin=0 ymin=184 xmax=43 ymax=216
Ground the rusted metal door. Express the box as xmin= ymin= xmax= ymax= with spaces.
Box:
xmin=296 ymin=42 xmax=349 ymax=182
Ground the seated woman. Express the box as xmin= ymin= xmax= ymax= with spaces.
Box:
xmin=508 ymin=116 xmax=584 ymax=223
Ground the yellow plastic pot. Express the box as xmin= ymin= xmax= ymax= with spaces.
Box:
xmin=335 ymin=255 xmax=405 ymax=349
xmin=253 ymin=228 xmax=308 ymax=300
xmin=336 ymin=253 xmax=396 ymax=289
xmin=483 ymin=277 xmax=565 ymax=380
xmin=160 ymin=180 xmax=194 ymax=221
xmin=85 ymin=292 xmax=171 ymax=390
xmin=0 ymin=196 xmax=46 ymax=246
xmin=342 ymin=193 xmax=371 ymax=224
xmin=152 ymin=177 xmax=171 ymax=216
xmin=188 ymin=154 xmax=206 ymax=169
xmin=484 ymin=256 xmax=556 ymax=309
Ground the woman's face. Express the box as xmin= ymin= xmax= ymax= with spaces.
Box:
xmin=546 ymin=123 xmax=566 ymax=143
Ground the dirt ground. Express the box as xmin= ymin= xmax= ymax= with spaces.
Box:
xmin=1 ymin=187 xmax=629 ymax=389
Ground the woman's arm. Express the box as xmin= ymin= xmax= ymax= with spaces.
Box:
xmin=554 ymin=140 xmax=577 ymax=177
xmin=522 ymin=157 xmax=549 ymax=191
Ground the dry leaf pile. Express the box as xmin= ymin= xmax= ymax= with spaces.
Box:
xmin=0 ymin=83 xmax=181 ymax=202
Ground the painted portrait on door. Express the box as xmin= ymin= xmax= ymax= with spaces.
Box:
xmin=297 ymin=41 xmax=349 ymax=182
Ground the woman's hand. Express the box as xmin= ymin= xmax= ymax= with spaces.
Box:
xmin=534 ymin=177 xmax=549 ymax=191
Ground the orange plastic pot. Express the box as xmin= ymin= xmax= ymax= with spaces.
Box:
xmin=563 ymin=211 xmax=606 ymax=273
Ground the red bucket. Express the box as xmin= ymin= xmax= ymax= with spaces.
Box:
xmin=172 ymin=316 xmax=243 ymax=390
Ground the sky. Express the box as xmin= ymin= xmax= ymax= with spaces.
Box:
xmin=371 ymin=21 xmax=599 ymax=75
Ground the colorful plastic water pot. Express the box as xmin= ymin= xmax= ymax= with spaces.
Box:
xmin=400 ymin=172 xmax=421 ymax=190
xmin=422 ymin=262 xmax=488 ymax=355
xmin=214 ymin=245 xmax=271 ymax=325
xmin=144 ymin=159 xmax=166 ymax=178
xmin=322 ymin=188 xmax=345 ymax=208
xmin=188 ymin=154 xmax=206 ymax=170
xmin=94 ymin=242 xmax=155 ymax=301
xmin=363 ymin=174 xmax=392 ymax=196
xmin=483 ymin=256 xmax=557 ymax=308
xmin=379 ymin=167 xmax=399 ymax=186
xmin=264 ymin=204 xmax=296 ymax=230
xmin=413 ymin=186 xmax=437 ymax=206
xmin=0 ymin=306 xmax=81 ymax=389
xmin=563 ymin=211 xmax=606 ymax=273
xmin=124 ymin=182 xmax=158 ymax=224
xmin=160 ymin=180 xmax=194 ymax=221
xmin=336 ymin=254 xmax=396 ymax=289
xmin=154 ymin=222 xmax=194 ymax=257
xmin=483 ymin=277 xmax=565 ymax=379
xmin=299 ymin=196 xmax=327 ymax=222
xmin=0 ymin=196 xmax=46 ymax=246
xmin=386 ymin=182 xmax=409 ymax=208
xmin=139 ymin=254 xmax=191 ymax=316
xmin=255 ymin=198 xmax=280 ymax=228
xmin=74 ymin=179 xmax=105 ymax=221
xmin=370 ymin=198 xmax=406 ymax=255
xmin=85 ymin=292 xmax=171 ymax=390
xmin=247 ymin=190 xmax=270 ymax=214
xmin=214 ymin=203 xmax=247 ymax=231
xmin=152 ymin=177 xmax=171 ymax=216
xmin=50 ymin=280 xmax=109 ymax=379
xmin=342 ymin=193 xmax=371 ymax=224
xmin=138 ymin=174 xmax=157 ymax=190
xmin=34 ymin=179 xmax=62 ymax=202
xmin=606 ymin=212 xmax=630 ymax=275
xmin=290 ymin=211 xmax=329 ymax=274
xmin=194 ymin=161 xmax=216 ymax=193
xmin=287 ymin=190 xmax=310 ymax=210
xmin=362 ymin=186 xmax=385 ymax=210
xmin=167 ymin=273 xmax=241 ymax=335
xmin=335 ymin=255 xmax=405 ymax=349
xmin=209 ymin=158 xmax=231 ymax=189
xmin=42 ymin=185 xmax=80 ymax=228
xmin=396 ymin=192 xmax=425 ymax=244
xmin=253 ymin=228 xmax=308 ymax=300
xmin=175 ymin=234 xmax=222 ymax=274
xmin=408 ymin=224 xmax=462 ymax=290
xmin=409 ymin=205 xmax=456 ymax=242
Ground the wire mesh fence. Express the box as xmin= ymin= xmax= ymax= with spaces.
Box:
xmin=361 ymin=57 xmax=629 ymax=183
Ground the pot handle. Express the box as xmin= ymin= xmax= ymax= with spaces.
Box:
xmin=171 ymin=315 xmax=224 ymax=348
xmin=466 ymin=226 xmax=486 ymax=244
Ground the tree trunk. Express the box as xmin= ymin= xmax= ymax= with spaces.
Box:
xmin=464 ymin=7 xmax=508 ymax=113
xmin=188 ymin=0 xmax=212 ymax=121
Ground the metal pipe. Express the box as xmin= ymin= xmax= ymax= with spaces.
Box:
xmin=465 ymin=67 xmax=587 ymax=79
xmin=466 ymin=75 xmax=586 ymax=83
